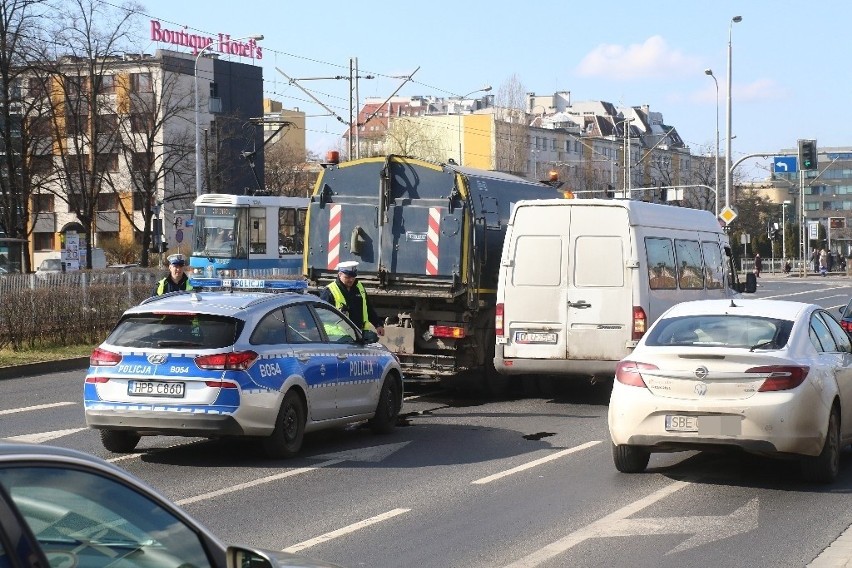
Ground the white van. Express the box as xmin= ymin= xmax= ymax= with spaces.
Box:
xmin=494 ymin=199 xmax=739 ymax=381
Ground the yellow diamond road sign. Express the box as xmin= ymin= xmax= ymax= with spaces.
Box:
xmin=719 ymin=206 xmax=737 ymax=226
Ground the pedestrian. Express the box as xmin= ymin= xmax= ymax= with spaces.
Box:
xmin=754 ymin=253 xmax=762 ymax=278
xmin=320 ymin=261 xmax=384 ymax=336
xmin=819 ymin=248 xmax=828 ymax=276
xmin=812 ymin=249 xmax=820 ymax=273
xmin=152 ymin=253 xmax=193 ymax=296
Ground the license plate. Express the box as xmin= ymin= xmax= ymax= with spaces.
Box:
xmin=514 ymin=331 xmax=558 ymax=344
xmin=128 ymin=380 xmax=185 ymax=398
xmin=665 ymin=415 xmax=697 ymax=432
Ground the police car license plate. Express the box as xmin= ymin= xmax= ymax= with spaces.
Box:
xmin=665 ymin=415 xmax=697 ymax=432
xmin=128 ymin=380 xmax=185 ymax=398
xmin=514 ymin=331 xmax=557 ymax=344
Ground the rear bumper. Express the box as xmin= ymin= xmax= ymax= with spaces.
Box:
xmin=494 ymin=352 xmax=618 ymax=379
xmin=85 ymin=408 xmax=245 ymax=437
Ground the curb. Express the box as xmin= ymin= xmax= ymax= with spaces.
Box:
xmin=0 ymin=357 xmax=90 ymax=381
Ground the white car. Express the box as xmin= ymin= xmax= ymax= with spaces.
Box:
xmin=608 ymin=299 xmax=852 ymax=483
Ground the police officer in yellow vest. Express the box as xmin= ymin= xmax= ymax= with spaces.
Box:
xmin=320 ymin=261 xmax=384 ymax=336
xmin=152 ymin=254 xmax=194 ymax=296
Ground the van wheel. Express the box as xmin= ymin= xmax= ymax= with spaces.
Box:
xmin=801 ymin=406 xmax=840 ymax=483
xmin=479 ymin=332 xmax=512 ymax=398
xmin=100 ymin=430 xmax=140 ymax=453
xmin=262 ymin=390 xmax=306 ymax=459
xmin=612 ymin=442 xmax=650 ymax=473
xmin=369 ymin=376 xmax=401 ymax=434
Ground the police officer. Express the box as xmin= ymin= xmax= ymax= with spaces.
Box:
xmin=320 ymin=261 xmax=384 ymax=336
xmin=152 ymin=254 xmax=194 ymax=296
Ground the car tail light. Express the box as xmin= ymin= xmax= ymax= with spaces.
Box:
xmin=90 ymin=348 xmax=121 ymax=366
xmin=496 ymin=303 xmax=504 ymax=338
xmin=750 ymin=365 xmax=809 ymax=391
xmin=615 ymin=360 xmax=657 ymax=387
xmin=632 ymin=306 xmax=647 ymax=341
xmin=204 ymin=380 xmax=239 ymax=389
xmin=195 ymin=351 xmax=258 ymax=371
xmin=842 ymin=320 xmax=852 ymax=333
xmin=430 ymin=325 xmax=466 ymax=339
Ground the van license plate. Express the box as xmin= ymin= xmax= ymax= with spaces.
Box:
xmin=128 ymin=381 xmax=185 ymax=398
xmin=514 ymin=331 xmax=557 ymax=344
xmin=665 ymin=415 xmax=697 ymax=432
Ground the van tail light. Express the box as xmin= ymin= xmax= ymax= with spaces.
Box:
xmin=615 ymin=360 xmax=657 ymax=388
xmin=91 ymin=348 xmax=121 ymax=367
xmin=632 ymin=306 xmax=648 ymax=340
xmin=430 ymin=325 xmax=466 ymax=339
xmin=195 ymin=351 xmax=258 ymax=371
xmin=750 ymin=365 xmax=809 ymax=392
xmin=496 ymin=303 xmax=504 ymax=338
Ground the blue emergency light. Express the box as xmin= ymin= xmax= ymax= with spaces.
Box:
xmin=189 ymin=277 xmax=307 ymax=291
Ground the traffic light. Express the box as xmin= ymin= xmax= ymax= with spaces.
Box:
xmin=798 ymin=139 xmax=818 ymax=171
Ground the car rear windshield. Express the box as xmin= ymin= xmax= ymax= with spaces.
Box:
xmin=645 ymin=314 xmax=793 ymax=349
xmin=105 ymin=313 xmax=242 ymax=349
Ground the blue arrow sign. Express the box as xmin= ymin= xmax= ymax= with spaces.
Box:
xmin=773 ymin=156 xmax=798 ymax=174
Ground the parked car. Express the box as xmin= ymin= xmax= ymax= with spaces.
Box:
xmin=838 ymin=298 xmax=852 ymax=334
xmin=0 ymin=441 xmax=342 ymax=567
xmin=608 ymin=299 xmax=852 ymax=483
xmin=35 ymin=257 xmax=65 ymax=277
xmin=84 ymin=278 xmax=404 ymax=458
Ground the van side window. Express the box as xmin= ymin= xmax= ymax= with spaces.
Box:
xmin=645 ymin=237 xmax=676 ymax=290
xmin=701 ymin=241 xmax=724 ymax=289
xmin=674 ymin=239 xmax=704 ymax=290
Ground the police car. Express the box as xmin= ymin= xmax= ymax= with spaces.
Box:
xmin=84 ymin=278 xmax=403 ymax=458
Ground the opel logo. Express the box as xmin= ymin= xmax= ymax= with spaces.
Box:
xmin=147 ymin=354 xmax=168 ymax=365
xmin=694 ymin=382 xmax=708 ymax=396
xmin=694 ymin=366 xmax=709 ymax=380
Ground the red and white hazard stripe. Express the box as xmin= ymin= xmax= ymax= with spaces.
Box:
xmin=426 ymin=207 xmax=440 ymax=275
xmin=327 ymin=204 xmax=341 ymax=270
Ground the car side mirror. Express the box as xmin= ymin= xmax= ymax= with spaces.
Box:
xmin=361 ymin=329 xmax=379 ymax=344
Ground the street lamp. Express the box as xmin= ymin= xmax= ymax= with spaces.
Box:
xmin=782 ymin=199 xmax=791 ymax=263
xmin=724 ymin=15 xmax=742 ymax=212
xmin=704 ymin=68 xmax=720 ymax=218
xmin=457 ymin=86 xmax=491 ymax=166
xmin=195 ymin=34 xmax=263 ymax=197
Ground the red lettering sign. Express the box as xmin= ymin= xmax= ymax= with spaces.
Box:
xmin=150 ymin=20 xmax=262 ymax=60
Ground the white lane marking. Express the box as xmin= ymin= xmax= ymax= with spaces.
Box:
xmin=6 ymin=428 xmax=88 ymax=443
xmin=107 ymin=453 xmax=145 ymax=463
xmin=404 ymin=390 xmax=444 ymax=401
xmin=758 ymin=285 xmax=849 ymax=300
xmin=0 ymin=402 xmax=76 ymax=415
xmin=813 ymin=294 xmax=847 ymax=301
xmin=282 ymin=508 xmax=411 ymax=553
xmin=175 ymin=459 xmax=345 ymax=506
xmin=472 ymin=441 xmax=601 ymax=485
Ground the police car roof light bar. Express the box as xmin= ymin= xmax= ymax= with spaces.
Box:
xmin=189 ymin=277 xmax=308 ymax=292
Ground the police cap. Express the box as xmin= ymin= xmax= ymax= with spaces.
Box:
xmin=337 ymin=261 xmax=358 ymax=276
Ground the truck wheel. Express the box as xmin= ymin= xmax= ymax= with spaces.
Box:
xmin=612 ymin=442 xmax=650 ymax=473
xmin=100 ymin=430 xmax=140 ymax=453
xmin=262 ymin=390 xmax=306 ymax=459
xmin=801 ymin=406 xmax=840 ymax=483
xmin=369 ymin=376 xmax=401 ymax=434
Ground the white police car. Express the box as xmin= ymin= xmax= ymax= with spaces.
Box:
xmin=84 ymin=278 xmax=403 ymax=458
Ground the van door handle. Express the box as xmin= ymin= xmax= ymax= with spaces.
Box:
xmin=568 ymin=300 xmax=591 ymax=309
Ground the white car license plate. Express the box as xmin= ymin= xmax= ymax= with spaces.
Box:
xmin=665 ymin=415 xmax=697 ymax=432
xmin=514 ymin=331 xmax=558 ymax=344
xmin=128 ymin=380 xmax=185 ymax=398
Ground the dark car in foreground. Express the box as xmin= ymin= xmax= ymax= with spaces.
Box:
xmin=0 ymin=442 xmax=341 ymax=567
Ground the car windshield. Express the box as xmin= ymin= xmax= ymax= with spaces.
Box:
xmin=105 ymin=313 xmax=242 ymax=349
xmin=644 ymin=314 xmax=793 ymax=349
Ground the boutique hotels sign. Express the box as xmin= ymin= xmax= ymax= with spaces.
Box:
xmin=150 ymin=20 xmax=262 ymax=59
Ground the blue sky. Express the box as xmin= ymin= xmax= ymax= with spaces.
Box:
xmin=136 ymin=0 xmax=845 ymax=181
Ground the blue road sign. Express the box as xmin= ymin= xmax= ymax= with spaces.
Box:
xmin=773 ymin=156 xmax=798 ymax=174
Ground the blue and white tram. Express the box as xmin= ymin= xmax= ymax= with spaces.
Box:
xmin=190 ymin=194 xmax=308 ymax=276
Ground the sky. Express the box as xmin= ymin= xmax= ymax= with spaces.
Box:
xmin=133 ymin=0 xmax=848 ymax=182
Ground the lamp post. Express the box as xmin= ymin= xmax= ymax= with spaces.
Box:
xmin=782 ymin=200 xmax=791 ymax=263
xmin=195 ymin=34 xmax=263 ymax=197
xmin=704 ymin=69 xmax=720 ymax=218
xmin=457 ymin=86 xmax=491 ymax=166
xmin=724 ymin=15 xmax=742 ymax=212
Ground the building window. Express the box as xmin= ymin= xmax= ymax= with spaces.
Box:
xmin=132 ymin=191 xmax=146 ymax=211
xmin=64 ymin=75 xmax=88 ymax=97
xmin=97 ymin=75 xmax=116 ymax=95
xmin=131 ymin=72 xmax=152 ymax=93
xmin=209 ymin=82 xmax=218 ymax=98
xmin=96 ymin=153 xmax=119 ymax=173
xmin=33 ymin=194 xmax=54 ymax=212
xmin=68 ymin=192 xmax=83 ymax=212
xmin=97 ymin=193 xmax=118 ymax=211
xmin=130 ymin=113 xmax=154 ymax=133
xmin=33 ymin=233 xmax=54 ymax=250
xmin=95 ymin=113 xmax=118 ymax=132
xmin=29 ymin=155 xmax=54 ymax=177
xmin=28 ymin=77 xmax=47 ymax=98
xmin=65 ymin=112 xmax=88 ymax=136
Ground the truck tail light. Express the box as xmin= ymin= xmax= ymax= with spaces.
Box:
xmin=195 ymin=350 xmax=258 ymax=371
xmin=632 ymin=306 xmax=647 ymax=340
xmin=615 ymin=360 xmax=657 ymax=388
xmin=496 ymin=303 xmax=504 ymax=337
xmin=751 ymin=365 xmax=809 ymax=392
xmin=430 ymin=325 xmax=466 ymax=339
xmin=90 ymin=348 xmax=121 ymax=367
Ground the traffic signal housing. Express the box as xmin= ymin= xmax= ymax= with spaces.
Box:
xmin=798 ymin=139 xmax=818 ymax=171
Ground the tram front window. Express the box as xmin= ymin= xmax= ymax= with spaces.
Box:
xmin=194 ymin=213 xmax=246 ymax=259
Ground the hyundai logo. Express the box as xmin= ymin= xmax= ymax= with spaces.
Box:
xmin=694 ymin=366 xmax=709 ymax=380
xmin=147 ymin=354 xmax=168 ymax=365
xmin=694 ymin=382 xmax=708 ymax=396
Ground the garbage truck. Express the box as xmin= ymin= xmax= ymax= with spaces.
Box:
xmin=303 ymin=155 xmax=562 ymax=393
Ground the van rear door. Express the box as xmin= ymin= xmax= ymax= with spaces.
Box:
xmin=502 ymin=204 xmax=633 ymax=362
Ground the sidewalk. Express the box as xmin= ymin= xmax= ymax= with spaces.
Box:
xmin=0 ymin=357 xmax=89 ymax=381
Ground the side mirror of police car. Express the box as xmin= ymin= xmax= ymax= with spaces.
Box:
xmin=361 ymin=329 xmax=379 ymax=344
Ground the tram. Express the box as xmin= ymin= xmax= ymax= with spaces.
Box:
xmin=190 ymin=194 xmax=308 ymax=276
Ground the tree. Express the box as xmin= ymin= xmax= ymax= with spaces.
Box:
xmin=384 ymin=117 xmax=444 ymax=162
xmin=265 ymin=140 xmax=316 ymax=197
xmin=726 ymin=187 xmax=776 ymax=264
xmin=493 ymin=74 xmax=527 ymax=175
